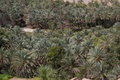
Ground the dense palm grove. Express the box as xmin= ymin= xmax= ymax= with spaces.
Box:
xmin=0 ymin=0 xmax=120 ymax=80
xmin=0 ymin=0 xmax=120 ymax=29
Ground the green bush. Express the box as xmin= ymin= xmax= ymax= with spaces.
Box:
xmin=48 ymin=20 xmax=57 ymax=30
xmin=0 ymin=74 xmax=12 ymax=80
xmin=47 ymin=46 xmax=65 ymax=68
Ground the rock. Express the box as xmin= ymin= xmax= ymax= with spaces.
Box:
xmin=21 ymin=28 xmax=35 ymax=32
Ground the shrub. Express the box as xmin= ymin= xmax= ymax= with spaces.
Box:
xmin=47 ymin=46 xmax=65 ymax=68
xmin=0 ymin=74 xmax=12 ymax=80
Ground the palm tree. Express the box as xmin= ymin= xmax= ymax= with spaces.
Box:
xmin=0 ymin=48 xmax=10 ymax=72
xmin=111 ymin=65 xmax=120 ymax=80
xmin=88 ymin=47 xmax=105 ymax=64
xmin=87 ymin=47 xmax=109 ymax=80
xmin=60 ymin=56 xmax=81 ymax=78
xmin=37 ymin=66 xmax=57 ymax=80
xmin=91 ymin=63 xmax=109 ymax=80
xmin=11 ymin=51 xmax=36 ymax=78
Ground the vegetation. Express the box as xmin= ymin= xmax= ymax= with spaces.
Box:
xmin=37 ymin=66 xmax=57 ymax=80
xmin=0 ymin=0 xmax=120 ymax=29
xmin=0 ymin=0 xmax=120 ymax=80
xmin=0 ymin=23 xmax=120 ymax=79
xmin=0 ymin=74 xmax=12 ymax=80
xmin=47 ymin=46 xmax=65 ymax=68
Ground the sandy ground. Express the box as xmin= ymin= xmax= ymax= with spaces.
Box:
xmin=9 ymin=77 xmax=31 ymax=80
xmin=8 ymin=77 xmax=120 ymax=80
xmin=21 ymin=28 xmax=35 ymax=32
xmin=9 ymin=77 xmax=91 ymax=80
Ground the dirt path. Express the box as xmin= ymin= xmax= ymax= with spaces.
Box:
xmin=9 ymin=77 xmax=31 ymax=80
